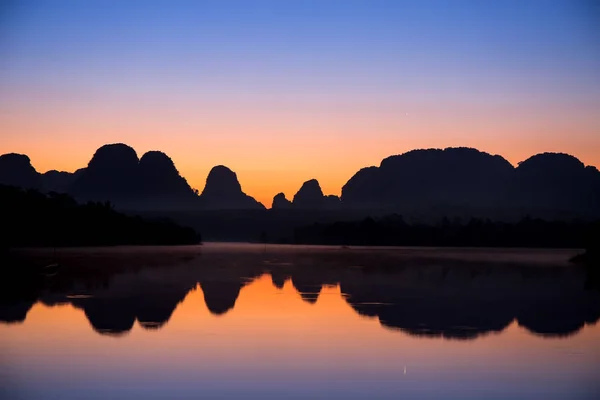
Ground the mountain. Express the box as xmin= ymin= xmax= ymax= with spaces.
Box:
xmin=341 ymin=147 xmax=514 ymax=214
xmin=138 ymin=151 xmax=198 ymax=208
xmin=0 ymin=144 xmax=264 ymax=211
xmin=272 ymin=179 xmax=341 ymax=210
xmin=41 ymin=169 xmax=84 ymax=193
xmin=2 ymin=144 xmax=599 ymax=217
xmin=199 ymin=165 xmax=264 ymax=209
xmin=340 ymin=147 xmax=600 ymax=218
xmin=0 ymin=153 xmax=40 ymax=190
xmin=272 ymin=192 xmax=292 ymax=209
xmin=0 ymin=153 xmax=83 ymax=194
xmin=511 ymin=153 xmax=600 ymax=216
xmin=69 ymin=144 xmax=199 ymax=209
xmin=70 ymin=143 xmax=141 ymax=205
xmin=292 ymin=179 xmax=325 ymax=208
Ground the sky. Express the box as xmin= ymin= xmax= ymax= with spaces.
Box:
xmin=1 ymin=0 xmax=599 ymax=206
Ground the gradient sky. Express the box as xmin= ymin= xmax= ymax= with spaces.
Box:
xmin=1 ymin=0 xmax=599 ymax=206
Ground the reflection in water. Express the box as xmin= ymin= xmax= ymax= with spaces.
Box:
xmin=1 ymin=245 xmax=599 ymax=339
xmin=341 ymin=265 xmax=600 ymax=339
xmin=1 ymin=245 xmax=600 ymax=400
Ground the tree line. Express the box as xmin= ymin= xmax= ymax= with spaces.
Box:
xmin=0 ymin=185 xmax=200 ymax=248
xmin=293 ymin=215 xmax=599 ymax=250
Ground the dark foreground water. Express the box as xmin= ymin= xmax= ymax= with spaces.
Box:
xmin=1 ymin=244 xmax=599 ymax=399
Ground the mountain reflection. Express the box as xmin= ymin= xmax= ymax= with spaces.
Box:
xmin=1 ymin=246 xmax=599 ymax=339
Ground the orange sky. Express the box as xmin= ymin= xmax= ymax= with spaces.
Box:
xmin=1 ymin=0 xmax=599 ymax=207
xmin=1 ymin=102 xmax=599 ymax=206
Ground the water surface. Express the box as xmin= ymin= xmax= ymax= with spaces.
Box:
xmin=1 ymin=244 xmax=599 ymax=399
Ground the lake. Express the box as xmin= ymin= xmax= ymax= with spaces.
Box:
xmin=1 ymin=244 xmax=599 ymax=399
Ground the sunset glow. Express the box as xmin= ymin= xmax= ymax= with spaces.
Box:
xmin=1 ymin=1 xmax=599 ymax=206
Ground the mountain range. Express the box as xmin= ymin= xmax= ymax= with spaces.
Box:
xmin=1 ymin=143 xmax=599 ymax=218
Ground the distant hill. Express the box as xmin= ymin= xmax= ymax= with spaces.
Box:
xmin=272 ymin=179 xmax=340 ymax=210
xmin=341 ymin=147 xmax=600 ymax=219
xmin=0 ymin=143 xmax=264 ymax=211
xmin=199 ymin=165 xmax=265 ymax=210
xmin=41 ymin=169 xmax=85 ymax=193
xmin=510 ymin=153 xmax=600 ymax=216
xmin=2 ymin=145 xmax=599 ymax=217
xmin=0 ymin=154 xmax=41 ymax=190
xmin=70 ymin=143 xmax=200 ymax=210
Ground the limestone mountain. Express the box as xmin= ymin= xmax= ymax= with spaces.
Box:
xmin=340 ymin=147 xmax=600 ymax=218
xmin=70 ymin=143 xmax=140 ymax=205
xmin=289 ymin=179 xmax=341 ymax=210
xmin=41 ymin=169 xmax=85 ymax=193
xmin=272 ymin=192 xmax=292 ymax=209
xmin=0 ymin=153 xmax=41 ymax=190
xmin=199 ymin=165 xmax=264 ymax=209
xmin=511 ymin=153 xmax=600 ymax=216
xmin=342 ymin=147 xmax=515 ymax=214
xmin=138 ymin=151 xmax=197 ymax=209
xmin=70 ymin=143 xmax=198 ymax=209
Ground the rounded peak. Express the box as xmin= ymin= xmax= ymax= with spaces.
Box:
xmin=139 ymin=151 xmax=176 ymax=170
xmin=381 ymin=147 xmax=511 ymax=169
xmin=88 ymin=143 xmax=139 ymax=169
xmin=518 ymin=152 xmax=585 ymax=171
xmin=208 ymin=164 xmax=236 ymax=176
xmin=94 ymin=143 xmax=137 ymax=155
xmin=202 ymin=165 xmax=242 ymax=196
xmin=0 ymin=153 xmax=32 ymax=164
xmin=206 ymin=165 xmax=239 ymax=185
xmin=0 ymin=153 xmax=40 ymax=189
xmin=140 ymin=150 xmax=172 ymax=162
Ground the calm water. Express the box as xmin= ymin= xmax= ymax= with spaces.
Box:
xmin=1 ymin=244 xmax=599 ymax=399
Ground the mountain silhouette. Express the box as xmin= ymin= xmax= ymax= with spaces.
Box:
xmin=0 ymin=153 xmax=84 ymax=194
xmin=272 ymin=179 xmax=341 ymax=210
xmin=342 ymin=147 xmax=514 ymax=214
xmin=70 ymin=143 xmax=141 ymax=206
xmin=0 ymin=153 xmax=41 ymax=190
xmin=199 ymin=165 xmax=264 ymax=209
xmin=341 ymin=147 xmax=600 ymax=218
xmin=511 ymin=152 xmax=600 ymax=216
xmin=272 ymin=192 xmax=292 ymax=209
xmin=293 ymin=179 xmax=325 ymax=208
xmin=41 ymin=169 xmax=84 ymax=193
xmin=138 ymin=151 xmax=198 ymax=209
xmin=2 ymin=144 xmax=600 ymax=217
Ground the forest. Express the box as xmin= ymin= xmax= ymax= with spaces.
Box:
xmin=0 ymin=185 xmax=200 ymax=248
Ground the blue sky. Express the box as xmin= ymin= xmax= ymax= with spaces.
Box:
xmin=1 ymin=0 xmax=599 ymax=203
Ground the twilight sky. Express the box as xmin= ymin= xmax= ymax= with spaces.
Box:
xmin=1 ymin=0 xmax=599 ymax=205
